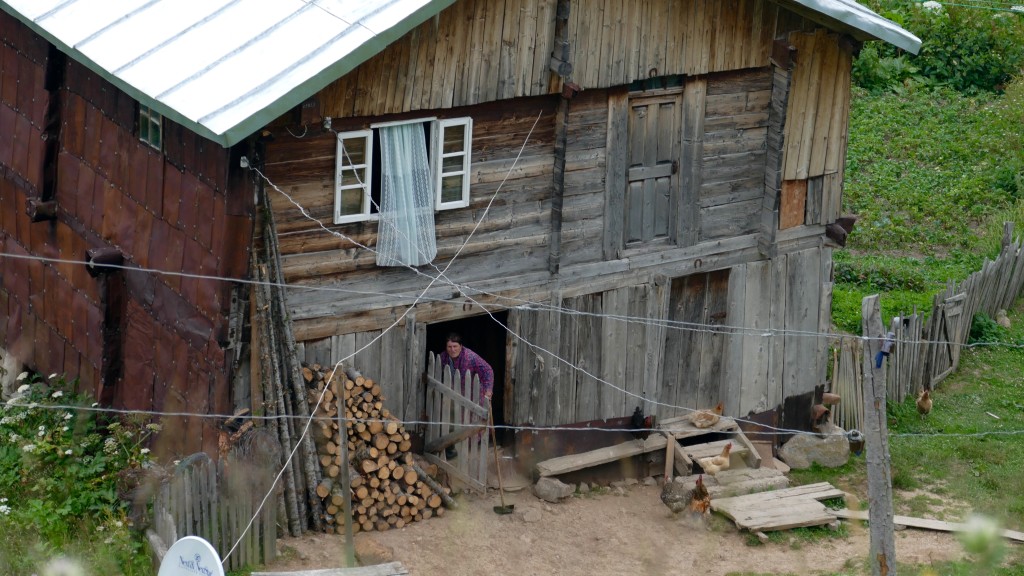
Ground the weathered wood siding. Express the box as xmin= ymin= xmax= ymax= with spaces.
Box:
xmin=780 ymin=29 xmax=852 ymax=228
xmin=318 ymin=0 xmax=793 ymax=119
xmin=699 ymin=68 xmax=772 ymax=241
xmin=0 ymin=12 xmax=252 ymax=458
xmin=265 ymin=97 xmax=559 ymax=341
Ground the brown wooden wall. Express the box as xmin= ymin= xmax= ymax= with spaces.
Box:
xmin=316 ymin=0 xmax=809 ymax=120
xmin=0 ymin=11 xmax=254 ymax=458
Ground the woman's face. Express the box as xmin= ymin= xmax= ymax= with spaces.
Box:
xmin=446 ymin=341 xmax=462 ymax=359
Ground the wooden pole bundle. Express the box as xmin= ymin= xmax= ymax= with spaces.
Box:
xmin=303 ymin=364 xmax=451 ymax=533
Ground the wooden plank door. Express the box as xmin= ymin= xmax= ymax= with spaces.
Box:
xmin=661 ymin=269 xmax=730 ymax=418
xmin=929 ymin=292 xmax=966 ymax=388
xmin=625 ymin=91 xmax=681 ymax=245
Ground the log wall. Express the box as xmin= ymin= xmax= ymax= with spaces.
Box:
xmin=0 ymin=12 xmax=253 ymax=458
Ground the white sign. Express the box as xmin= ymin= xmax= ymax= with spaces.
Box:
xmin=158 ymin=536 xmax=225 ymax=576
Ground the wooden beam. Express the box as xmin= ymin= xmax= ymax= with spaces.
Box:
xmin=830 ymin=509 xmax=1024 ymax=543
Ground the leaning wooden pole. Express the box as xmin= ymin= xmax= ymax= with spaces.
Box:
xmin=336 ymin=367 xmax=356 ymax=567
xmin=263 ymin=199 xmax=325 ymax=531
xmin=256 ymin=266 xmax=301 ymax=536
xmin=861 ymin=295 xmax=897 ymax=576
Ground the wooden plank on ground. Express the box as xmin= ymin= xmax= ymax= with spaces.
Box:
xmin=252 ymin=562 xmax=410 ymax=575
xmin=830 ymin=509 xmax=1024 ymax=543
xmin=536 ymin=434 xmax=668 ymax=477
xmin=712 ymin=481 xmax=847 ymax=532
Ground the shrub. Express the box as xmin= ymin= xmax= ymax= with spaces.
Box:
xmin=0 ymin=372 xmax=157 ymax=575
xmin=855 ymin=1 xmax=1024 ymax=94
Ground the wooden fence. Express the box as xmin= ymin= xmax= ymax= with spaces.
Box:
xmin=150 ymin=447 xmax=279 ymax=571
xmin=832 ymin=225 xmax=1024 ymax=432
xmin=423 ymin=353 xmax=489 ymax=492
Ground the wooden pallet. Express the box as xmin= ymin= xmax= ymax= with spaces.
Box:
xmin=711 ymin=482 xmax=847 ymax=532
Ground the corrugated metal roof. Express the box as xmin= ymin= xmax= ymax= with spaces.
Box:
xmin=0 ymin=0 xmax=454 ymax=147
xmin=0 ymin=0 xmax=919 ymax=148
xmin=783 ymin=0 xmax=922 ymax=54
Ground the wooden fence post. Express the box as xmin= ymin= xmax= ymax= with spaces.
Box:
xmin=861 ymin=295 xmax=897 ymax=576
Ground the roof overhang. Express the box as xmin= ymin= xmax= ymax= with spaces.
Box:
xmin=0 ymin=0 xmax=456 ymax=148
xmin=777 ymin=0 xmax=922 ymax=54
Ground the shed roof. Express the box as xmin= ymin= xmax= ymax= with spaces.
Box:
xmin=0 ymin=0 xmax=919 ymax=148
xmin=782 ymin=0 xmax=921 ymax=54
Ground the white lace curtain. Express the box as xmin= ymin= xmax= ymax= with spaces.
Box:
xmin=376 ymin=123 xmax=437 ymax=267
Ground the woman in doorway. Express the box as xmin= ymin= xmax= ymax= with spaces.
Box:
xmin=440 ymin=332 xmax=494 ymax=458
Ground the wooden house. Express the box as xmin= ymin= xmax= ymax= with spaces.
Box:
xmin=0 ymin=0 xmax=919 ymax=460
xmin=259 ymin=0 xmax=919 ymax=438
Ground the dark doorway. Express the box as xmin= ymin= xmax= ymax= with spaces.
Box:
xmin=426 ymin=311 xmax=509 ymax=444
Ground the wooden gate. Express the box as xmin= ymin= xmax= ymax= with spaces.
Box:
xmin=928 ymin=291 xmax=966 ymax=388
xmin=423 ymin=353 xmax=489 ymax=492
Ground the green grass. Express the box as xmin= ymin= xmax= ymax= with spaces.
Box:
xmin=793 ymin=300 xmax=1024 ymax=574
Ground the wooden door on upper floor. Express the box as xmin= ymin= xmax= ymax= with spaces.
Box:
xmin=624 ymin=90 xmax=681 ymax=245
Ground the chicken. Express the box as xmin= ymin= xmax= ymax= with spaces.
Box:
xmin=688 ymin=474 xmax=711 ymax=518
xmin=688 ymin=402 xmax=724 ymax=429
xmin=916 ymin=389 xmax=932 ymax=417
xmin=660 ymin=475 xmax=712 ymax=524
xmin=697 ymin=442 xmax=732 ymax=476
xmin=630 ymin=406 xmax=655 ymax=440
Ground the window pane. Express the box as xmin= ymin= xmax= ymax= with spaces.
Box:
xmin=441 ymin=155 xmax=464 ymax=173
xmin=139 ymin=118 xmax=149 ymax=141
xmin=150 ymin=119 xmax=161 ymax=148
xmin=339 ymin=167 xmax=366 ymax=188
xmin=338 ymin=187 xmax=363 ymax=215
xmin=442 ymin=124 xmax=465 ymax=154
xmin=339 ymin=138 xmax=366 ymax=166
xmin=440 ymin=174 xmax=463 ymax=204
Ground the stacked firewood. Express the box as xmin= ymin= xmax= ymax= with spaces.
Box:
xmin=304 ymin=365 xmax=452 ymax=533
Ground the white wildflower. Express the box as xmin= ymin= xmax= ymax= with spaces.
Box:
xmin=65 ymin=449 xmax=72 ymax=455
xmin=0 ymin=417 xmax=9 ymax=425
xmin=140 ymin=448 xmax=151 ymax=455
xmin=114 ymin=520 xmax=123 ymax=528
xmin=0 ymin=505 xmax=9 ymax=515
xmin=16 ymin=384 xmax=29 ymax=394
xmin=41 ymin=556 xmax=86 ymax=576
xmin=48 ymin=373 xmax=57 ymax=380
xmin=22 ymin=443 xmax=35 ymax=453
xmin=16 ymin=372 xmax=28 ymax=382
xmin=37 ymin=428 xmax=45 ymax=437
xmin=62 ymin=426 xmax=69 ymax=432
xmin=96 ymin=525 xmax=104 ymax=532
xmin=1 ymin=497 xmax=7 ymax=502
xmin=51 ymin=391 xmax=63 ymax=399
xmin=63 ymin=413 xmax=72 ymax=420
xmin=8 ymin=433 xmax=19 ymax=442
xmin=103 ymin=537 xmax=114 ymax=545
xmin=103 ymin=437 xmax=117 ymax=454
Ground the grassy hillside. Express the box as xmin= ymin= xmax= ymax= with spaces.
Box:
xmin=831 ymin=78 xmax=1024 ymax=333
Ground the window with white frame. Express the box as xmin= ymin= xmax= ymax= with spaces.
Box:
xmin=334 ymin=117 xmax=472 ymax=224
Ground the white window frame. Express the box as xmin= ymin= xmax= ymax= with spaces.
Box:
xmin=333 ymin=117 xmax=473 ymax=224
xmin=434 ymin=117 xmax=472 ymax=210
xmin=334 ymin=129 xmax=374 ymax=224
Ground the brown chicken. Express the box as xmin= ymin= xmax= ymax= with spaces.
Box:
xmin=688 ymin=402 xmax=724 ymax=429
xmin=916 ymin=389 xmax=932 ymax=416
xmin=697 ymin=442 xmax=732 ymax=475
xmin=688 ymin=474 xmax=711 ymax=518
xmin=659 ymin=475 xmax=711 ymax=521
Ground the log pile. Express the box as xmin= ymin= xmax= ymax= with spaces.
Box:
xmin=304 ymin=364 xmax=451 ymax=533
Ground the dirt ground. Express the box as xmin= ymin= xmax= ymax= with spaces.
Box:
xmin=260 ymin=482 xmax=965 ymax=576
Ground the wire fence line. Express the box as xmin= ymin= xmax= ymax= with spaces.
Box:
xmin=832 ymin=223 xmax=1024 ymax=432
